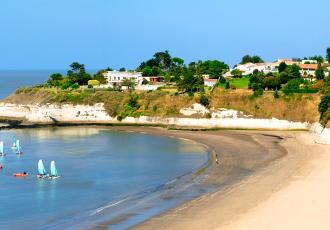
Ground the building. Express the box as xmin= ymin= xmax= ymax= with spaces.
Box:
xmin=299 ymin=63 xmax=318 ymax=79
xmin=234 ymin=62 xmax=278 ymax=75
xmin=103 ymin=71 xmax=165 ymax=90
xmin=203 ymin=75 xmax=218 ymax=87
xmin=103 ymin=71 xmax=143 ymax=88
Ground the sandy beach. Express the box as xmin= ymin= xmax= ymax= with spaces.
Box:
xmin=122 ymin=127 xmax=330 ymax=230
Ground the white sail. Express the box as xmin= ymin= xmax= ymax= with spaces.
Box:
xmin=50 ymin=161 xmax=58 ymax=177
xmin=0 ymin=141 xmax=3 ymax=154
xmin=38 ymin=159 xmax=47 ymax=175
xmin=16 ymin=140 xmax=20 ymax=152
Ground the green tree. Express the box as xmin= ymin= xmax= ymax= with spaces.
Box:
xmin=154 ymin=50 xmax=172 ymax=71
xmin=142 ymin=66 xmax=153 ymax=76
xmin=199 ymin=94 xmax=209 ymax=107
xmin=93 ymin=70 xmax=107 ymax=84
xmin=278 ymin=62 xmax=287 ymax=73
xmin=171 ymin=57 xmax=184 ymax=68
xmin=67 ymin=62 xmax=91 ymax=85
xmin=142 ymin=78 xmax=149 ymax=85
xmin=47 ymin=73 xmax=63 ymax=86
xmin=199 ymin=60 xmax=229 ymax=78
xmin=231 ymin=69 xmax=243 ymax=78
xmin=241 ymin=55 xmax=264 ymax=64
xmin=119 ymin=67 xmax=126 ymax=72
xmin=327 ymin=47 xmax=330 ymax=63
xmin=308 ymin=55 xmax=324 ymax=64
xmin=177 ymin=72 xmax=203 ymax=94
xmin=122 ymin=78 xmax=136 ymax=90
xmin=315 ymin=64 xmax=325 ymax=80
xmin=319 ymin=95 xmax=330 ymax=126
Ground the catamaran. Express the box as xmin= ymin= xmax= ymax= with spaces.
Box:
xmin=49 ymin=161 xmax=60 ymax=179
xmin=15 ymin=140 xmax=23 ymax=155
xmin=37 ymin=159 xmax=48 ymax=179
xmin=0 ymin=141 xmax=5 ymax=156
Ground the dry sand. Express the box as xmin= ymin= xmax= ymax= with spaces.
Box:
xmin=128 ymin=128 xmax=330 ymax=230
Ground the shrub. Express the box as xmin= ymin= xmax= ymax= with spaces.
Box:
xmin=88 ymin=80 xmax=100 ymax=86
xmin=319 ymin=95 xmax=330 ymax=126
xmin=274 ymin=90 xmax=280 ymax=99
xmin=253 ymin=88 xmax=264 ymax=97
xmin=200 ymin=94 xmax=209 ymax=107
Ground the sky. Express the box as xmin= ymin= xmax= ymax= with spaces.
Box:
xmin=0 ymin=0 xmax=329 ymax=70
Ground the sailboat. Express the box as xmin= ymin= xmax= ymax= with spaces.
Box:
xmin=37 ymin=159 xmax=48 ymax=179
xmin=11 ymin=136 xmax=17 ymax=150
xmin=0 ymin=141 xmax=5 ymax=156
xmin=15 ymin=140 xmax=23 ymax=155
xmin=49 ymin=161 xmax=61 ymax=179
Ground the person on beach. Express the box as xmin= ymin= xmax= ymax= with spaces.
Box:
xmin=215 ymin=153 xmax=220 ymax=164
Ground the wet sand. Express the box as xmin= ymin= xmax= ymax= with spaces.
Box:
xmin=112 ymin=128 xmax=329 ymax=230
xmin=86 ymin=127 xmax=293 ymax=229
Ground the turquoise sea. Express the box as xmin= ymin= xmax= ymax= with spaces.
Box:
xmin=0 ymin=71 xmax=210 ymax=229
xmin=0 ymin=127 xmax=208 ymax=229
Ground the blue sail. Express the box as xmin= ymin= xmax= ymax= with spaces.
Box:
xmin=38 ymin=159 xmax=47 ymax=175
xmin=0 ymin=141 xmax=3 ymax=154
xmin=50 ymin=161 xmax=58 ymax=177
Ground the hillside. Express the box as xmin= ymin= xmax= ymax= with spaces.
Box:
xmin=2 ymin=87 xmax=323 ymax=126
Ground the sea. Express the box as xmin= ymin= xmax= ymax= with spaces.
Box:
xmin=0 ymin=72 xmax=210 ymax=229
xmin=0 ymin=70 xmax=53 ymax=99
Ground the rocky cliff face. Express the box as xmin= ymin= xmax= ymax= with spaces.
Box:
xmin=0 ymin=102 xmax=329 ymax=144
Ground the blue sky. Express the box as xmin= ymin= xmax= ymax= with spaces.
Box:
xmin=0 ymin=0 xmax=329 ymax=70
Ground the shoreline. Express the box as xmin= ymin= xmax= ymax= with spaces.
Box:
xmin=132 ymin=129 xmax=329 ymax=230
xmin=1 ymin=116 xmax=330 ymax=228
xmin=89 ymin=126 xmax=291 ymax=229
xmin=0 ymin=124 xmax=294 ymax=229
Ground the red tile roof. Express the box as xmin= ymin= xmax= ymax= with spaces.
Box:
xmin=299 ymin=64 xmax=318 ymax=70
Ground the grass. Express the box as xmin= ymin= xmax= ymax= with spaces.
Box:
xmin=220 ymin=76 xmax=250 ymax=89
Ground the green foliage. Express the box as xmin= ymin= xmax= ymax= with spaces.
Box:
xmin=121 ymin=78 xmax=136 ymax=90
xmin=47 ymin=73 xmax=63 ymax=87
xmin=231 ymin=69 xmax=243 ymax=78
xmin=118 ymin=93 xmax=141 ymax=120
xmin=67 ymin=62 xmax=91 ymax=85
xmin=326 ymin=47 xmax=330 ymax=62
xmin=142 ymin=78 xmax=149 ymax=85
xmin=240 ymin=55 xmax=264 ymax=64
xmin=177 ymin=71 xmax=203 ymax=94
xmin=199 ymin=94 xmax=209 ymax=107
xmin=279 ymin=64 xmax=301 ymax=84
xmin=315 ymin=65 xmax=325 ymax=80
xmin=278 ymin=62 xmax=287 ymax=73
xmin=306 ymin=55 xmax=324 ymax=64
xmin=119 ymin=67 xmax=126 ymax=72
xmin=88 ymin=80 xmax=100 ymax=86
xmin=93 ymin=70 xmax=107 ymax=84
xmin=198 ymin=60 xmax=229 ymax=78
xmin=249 ymin=71 xmax=281 ymax=90
xmin=274 ymin=90 xmax=280 ymax=98
xmin=319 ymin=95 xmax=330 ymax=126
xmin=225 ymin=82 xmax=230 ymax=89
xmin=253 ymin=88 xmax=264 ymax=97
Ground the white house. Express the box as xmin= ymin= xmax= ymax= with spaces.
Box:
xmin=234 ymin=62 xmax=277 ymax=75
xmin=299 ymin=63 xmax=318 ymax=79
xmin=203 ymin=75 xmax=218 ymax=87
xmin=103 ymin=71 xmax=143 ymax=88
